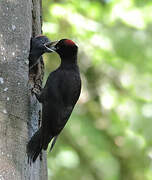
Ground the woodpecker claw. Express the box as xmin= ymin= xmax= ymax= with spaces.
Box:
xmin=32 ymin=87 xmax=41 ymax=95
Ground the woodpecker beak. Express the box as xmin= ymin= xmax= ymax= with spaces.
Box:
xmin=44 ymin=41 xmax=59 ymax=52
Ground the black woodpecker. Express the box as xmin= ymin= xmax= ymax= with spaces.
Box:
xmin=29 ymin=35 xmax=53 ymax=69
xmin=27 ymin=39 xmax=81 ymax=162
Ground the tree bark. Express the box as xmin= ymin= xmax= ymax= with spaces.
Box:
xmin=0 ymin=0 xmax=47 ymax=179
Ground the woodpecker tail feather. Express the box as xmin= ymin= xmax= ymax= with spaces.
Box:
xmin=27 ymin=128 xmax=43 ymax=163
xmin=50 ymin=136 xmax=58 ymax=152
xmin=27 ymin=127 xmax=54 ymax=163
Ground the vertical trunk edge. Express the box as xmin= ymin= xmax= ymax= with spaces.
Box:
xmin=0 ymin=0 xmax=48 ymax=179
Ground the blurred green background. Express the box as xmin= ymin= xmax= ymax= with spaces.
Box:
xmin=42 ymin=0 xmax=152 ymax=179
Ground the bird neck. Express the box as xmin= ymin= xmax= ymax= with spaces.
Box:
xmin=30 ymin=50 xmax=43 ymax=61
xmin=60 ymin=55 xmax=77 ymax=68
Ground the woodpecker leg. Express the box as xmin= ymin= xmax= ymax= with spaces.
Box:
xmin=32 ymin=86 xmax=43 ymax=103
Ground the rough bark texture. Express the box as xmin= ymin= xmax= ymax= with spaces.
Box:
xmin=0 ymin=0 xmax=47 ymax=179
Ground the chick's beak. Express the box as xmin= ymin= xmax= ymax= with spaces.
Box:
xmin=44 ymin=41 xmax=59 ymax=52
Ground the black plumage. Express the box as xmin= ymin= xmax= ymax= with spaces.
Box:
xmin=29 ymin=35 xmax=53 ymax=69
xmin=27 ymin=39 xmax=81 ymax=162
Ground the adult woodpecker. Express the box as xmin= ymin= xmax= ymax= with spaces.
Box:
xmin=29 ymin=35 xmax=53 ymax=69
xmin=27 ymin=39 xmax=81 ymax=162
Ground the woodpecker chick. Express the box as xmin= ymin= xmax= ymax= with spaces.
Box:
xmin=29 ymin=35 xmax=53 ymax=69
xmin=27 ymin=39 xmax=81 ymax=163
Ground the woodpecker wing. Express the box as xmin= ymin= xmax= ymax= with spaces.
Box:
xmin=40 ymin=67 xmax=81 ymax=150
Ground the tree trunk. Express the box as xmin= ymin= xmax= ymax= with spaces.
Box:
xmin=0 ymin=0 xmax=48 ymax=179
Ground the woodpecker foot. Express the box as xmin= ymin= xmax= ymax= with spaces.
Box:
xmin=32 ymin=87 xmax=41 ymax=95
xmin=31 ymin=85 xmax=42 ymax=102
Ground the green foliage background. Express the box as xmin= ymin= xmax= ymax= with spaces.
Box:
xmin=42 ymin=0 xmax=152 ymax=179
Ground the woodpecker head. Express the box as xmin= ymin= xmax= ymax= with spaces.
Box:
xmin=29 ymin=35 xmax=55 ymax=69
xmin=46 ymin=39 xmax=78 ymax=58
xmin=31 ymin=35 xmax=54 ymax=54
